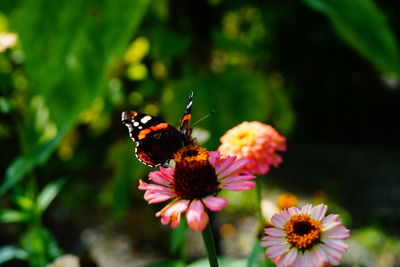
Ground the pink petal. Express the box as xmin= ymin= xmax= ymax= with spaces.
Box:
xmin=144 ymin=191 xmax=175 ymax=203
xmin=202 ymin=196 xmax=227 ymax=211
xmin=271 ymin=211 xmax=290 ymax=228
xmin=290 ymin=255 xmax=303 ymax=267
xmin=265 ymin=228 xmax=286 ymax=237
xmin=148 ymin=167 xmax=174 ymax=185
xmin=311 ymin=204 xmax=327 ymax=221
xmin=208 ymin=151 xmax=221 ymax=166
xmin=170 ymin=212 xmax=182 ymax=228
xmin=287 ymin=206 xmax=300 ymax=216
xmin=217 ymin=158 xmax=249 ymax=178
xmin=322 ymin=238 xmax=349 ymax=252
xmin=318 ymin=244 xmax=341 ymax=265
xmin=160 ymin=214 xmax=170 ymax=225
xmin=308 ymin=249 xmax=325 ymax=267
xmin=278 ymin=248 xmax=297 ymax=267
xmin=322 ymin=221 xmax=342 ymax=232
xmin=163 ymin=199 xmax=190 ymax=218
xmin=218 ymin=172 xmax=255 ymax=184
xmin=322 ymin=214 xmax=341 ymax=225
xmin=214 ymin=155 xmax=236 ymax=175
xmin=220 ymin=181 xmax=256 ymax=191
xmin=156 ymin=199 xmax=189 ymax=228
xmin=324 ymin=225 xmax=350 ymax=239
xmin=301 ymin=204 xmax=312 ymax=215
xmin=301 ymin=251 xmax=312 ymax=267
xmin=260 ymin=237 xmax=286 ymax=247
xmin=137 ymin=179 xmax=154 ymax=190
xmin=186 ymin=200 xmax=209 ymax=232
xmin=314 ymin=246 xmax=328 ymax=264
xmin=266 ymin=243 xmax=290 ymax=259
xmin=138 ymin=180 xmax=170 ymax=194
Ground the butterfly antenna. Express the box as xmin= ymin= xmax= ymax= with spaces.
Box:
xmin=191 ymin=110 xmax=215 ymax=127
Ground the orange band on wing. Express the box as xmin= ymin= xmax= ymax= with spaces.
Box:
xmin=138 ymin=129 xmax=152 ymax=140
xmin=180 ymin=114 xmax=191 ymax=126
xmin=138 ymin=123 xmax=169 ymax=140
xmin=150 ymin=123 xmax=169 ymax=131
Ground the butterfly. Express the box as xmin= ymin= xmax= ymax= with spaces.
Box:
xmin=121 ymin=91 xmax=193 ymax=167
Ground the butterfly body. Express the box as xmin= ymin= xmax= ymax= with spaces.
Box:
xmin=121 ymin=92 xmax=193 ymax=167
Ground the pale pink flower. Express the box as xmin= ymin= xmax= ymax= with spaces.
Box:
xmin=138 ymin=144 xmax=256 ymax=232
xmin=218 ymin=121 xmax=286 ymax=175
xmin=261 ymin=204 xmax=350 ymax=267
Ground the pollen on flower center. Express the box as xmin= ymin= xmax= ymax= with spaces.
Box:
xmin=284 ymin=214 xmax=322 ymax=250
xmin=172 ymin=144 xmax=220 ymax=200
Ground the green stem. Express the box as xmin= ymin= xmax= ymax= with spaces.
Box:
xmin=201 ymin=221 xmax=219 ymax=267
xmin=254 ymin=177 xmax=271 ymax=267
xmin=255 ymin=176 xmax=265 ymax=231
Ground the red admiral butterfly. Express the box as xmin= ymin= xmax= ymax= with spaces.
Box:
xmin=122 ymin=91 xmax=194 ymax=167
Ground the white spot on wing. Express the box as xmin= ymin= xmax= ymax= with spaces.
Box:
xmin=141 ymin=115 xmax=152 ymax=124
xmin=133 ymin=122 xmax=139 ymax=127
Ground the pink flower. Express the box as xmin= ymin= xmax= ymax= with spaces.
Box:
xmin=261 ymin=204 xmax=350 ymax=267
xmin=218 ymin=121 xmax=286 ymax=175
xmin=138 ymin=144 xmax=256 ymax=232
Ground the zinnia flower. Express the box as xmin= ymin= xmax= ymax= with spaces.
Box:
xmin=138 ymin=144 xmax=256 ymax=231
xmin=261 ymin=204 xmax=350 ymax=267
xmin=277 ymin=193 xmax=299 ymax=210
xmin=218 ymin=121 xmax=286 ymax=175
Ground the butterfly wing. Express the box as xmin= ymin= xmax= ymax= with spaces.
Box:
xmin=179 ymin=91 xmax=193 ymax=143
xmin=121 ymin=111 xmax=185 ymax=167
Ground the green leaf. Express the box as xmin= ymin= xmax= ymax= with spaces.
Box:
xmin=0 ymin=209 xmax=29 ymax=223
xmin=1 ymin=0 xmax=150 ymax=196
xmin=1 ymin=127 xmax=67 ymax=196
xmin=20 ymin=226 xmax=62 ymax=267
xmin=303 ymin=0 xmax=400 ymax=75
xmin=13 ymin=195 xmax=34 ymax=211
xmin=37 ymin=178 xmax=66 ymax=213
xmin=0 ymin=246 xmax=28 ymax=264
xmin=246 ymin=241 xmax=262 ymax=267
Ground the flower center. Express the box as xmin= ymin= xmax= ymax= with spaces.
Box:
xmin=231 ymin=129 xmax=255 ymax=147
xmin=284 ymin=214 xmax=322 ymax=250
xmin=172 ymin=144 xmax=220 ymax=200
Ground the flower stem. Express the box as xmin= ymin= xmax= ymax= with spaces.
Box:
xmin=201 ymin=221 xmax=219 ymax=267
xmin=255 ymin=176 xmax=265 ymax=232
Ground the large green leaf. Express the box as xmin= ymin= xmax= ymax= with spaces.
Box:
xmin=303 ymin=0 xmax=400 ymax=75
xmin=1 ymin=0 xmax=149 ymax=196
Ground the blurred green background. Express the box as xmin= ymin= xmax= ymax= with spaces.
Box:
xmin=1 ymin=0 xmax=400 ymax=266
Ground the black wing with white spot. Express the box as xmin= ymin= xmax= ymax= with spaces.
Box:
xmin=121 ymin=111 xmax=185 ymax=167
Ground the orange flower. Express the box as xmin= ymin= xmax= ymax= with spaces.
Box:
xmin=218 ymin=121 xmax=286 ymax=175
xmin=277 ymin=193 xmax=298 ymax=210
